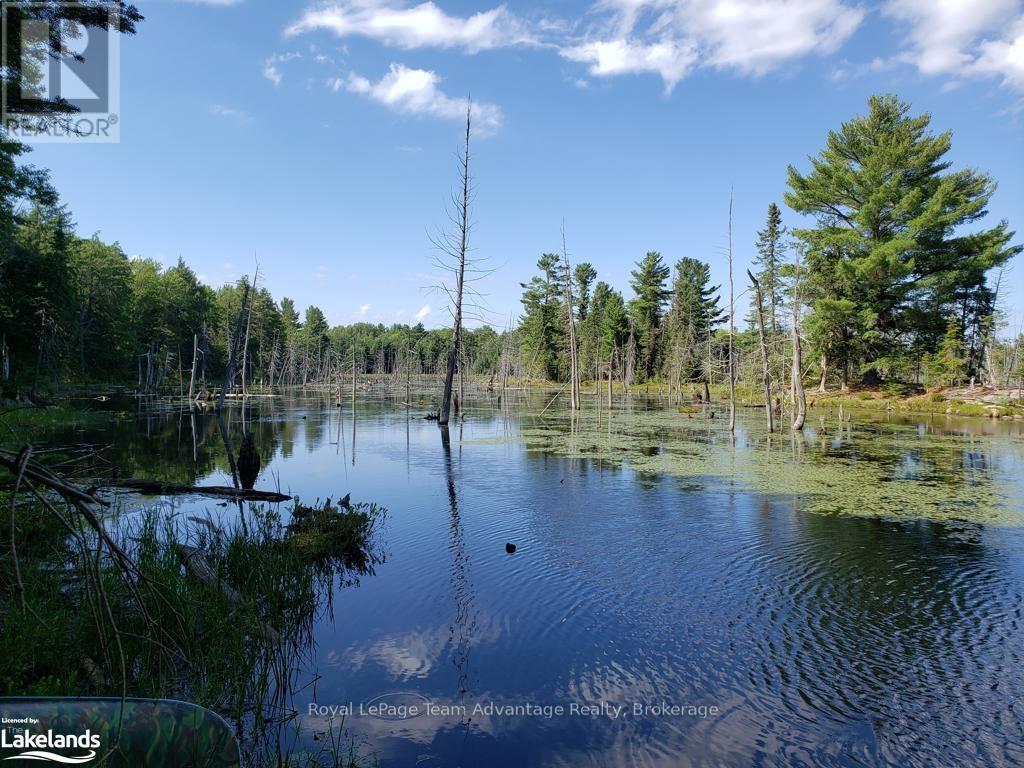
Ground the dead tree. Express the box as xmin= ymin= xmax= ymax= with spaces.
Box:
xmin=240 ymin=267 xmax=259 ymax=396
xmin=434 ymin=103 xmax=474 ymax=426
xmin=561 ymin=223 xmax=581 ymax=410
xmin=727 ymin=192 xmax=736 ymax=433
xmin=217 ymin=279 xmax=250 ymax=413
xmin=790 ymin=252 xmax=807 ymax=430
xmin=747 ymin=269 xmax=774 ymax=433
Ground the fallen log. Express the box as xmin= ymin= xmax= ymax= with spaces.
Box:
xmin=86 ymin=478 xmax=290 ymax=502
xmin=176 ymin=544 xmax=281 ymax=645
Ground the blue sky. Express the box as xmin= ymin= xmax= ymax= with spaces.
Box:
xmin=29 ymin=0 xmax=1024 ymax=330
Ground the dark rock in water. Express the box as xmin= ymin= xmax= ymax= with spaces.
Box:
xmin=424 ymin=412 xmax=439 ymax=421
xmin=237 ymin=433 xmax=261 ymax=491
xmin=505 ymin=542 xmax=516 ymax=554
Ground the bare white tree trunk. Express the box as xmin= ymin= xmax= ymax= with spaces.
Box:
xmin=748 ymin=269 xmax=774 ymax=433
xmin=439 ymin=105 xmax=473 ymax=425
xmin=561 ymin=223 xmax=581 ymax=410
xmin=727 ymin=192 xmax=736 ymax=433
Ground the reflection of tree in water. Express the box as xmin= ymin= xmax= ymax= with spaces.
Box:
xmin=440 ymin=424 xmax=477 ymax=726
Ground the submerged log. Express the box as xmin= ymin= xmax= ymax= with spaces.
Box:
xmin=176 ymin=544 xmax=242 ymax=605
xmin=176 ymin=544 xmax=281 ymax=645
xmin=87 ymin=478 xmax=290 ymax=502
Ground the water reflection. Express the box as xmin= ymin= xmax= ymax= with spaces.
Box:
xmin=15 ymin=391 xmax=1024 ymax=767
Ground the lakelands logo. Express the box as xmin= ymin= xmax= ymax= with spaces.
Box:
xmin=0 ymin=728 xmax=100 ymax=764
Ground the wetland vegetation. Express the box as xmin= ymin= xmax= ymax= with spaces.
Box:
xmin=2 ymin=5 xmax=1023 ymax=767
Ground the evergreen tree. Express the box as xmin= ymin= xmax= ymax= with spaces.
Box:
xmin=601 ymin=290 xmax=628 ymax=364
xmin=519 ymin=253 xmax=566 ymax=380
xmin=628 ymin=251 xmax=671 ymax=380
xmin=70 ymin=235 xmax=132 ymax=378
xmin=574 ymin=262 xmax=597 ymax=321
xmin=923 ymin=317 xmax=967 ymax=387
xmin=752 ymin=203 xmax=785 ymax=333
xmin=786 ymin=94 xmax=1021 ymax=383
xmin=665 ymin=258 xmax=722 ymax=380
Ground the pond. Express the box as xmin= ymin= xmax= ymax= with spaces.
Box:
xmin=22 ymin=388 xmax=1024 ymax=767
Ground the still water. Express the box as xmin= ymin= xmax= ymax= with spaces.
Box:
xmin=47 ymin=390 xmax=1024 ymax=766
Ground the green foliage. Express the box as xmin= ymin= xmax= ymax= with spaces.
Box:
xmin=519 ymin=253 xmax=567 ymax=380
xmin=786 ymin=94 xmax=1021 ymax=386
xmin=665 ymin=257 xmax=722 ymax=382
xmin=628 ymin=251 xmax=671 ymax=380
xmin=573 ymin=262 xmax=597 ymax=321
xmin=752 ymin=202 xmax=785 ymax=332
xmin=923 ymin=317 xmax=967 ymax=387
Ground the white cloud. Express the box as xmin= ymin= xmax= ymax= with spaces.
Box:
xmin=561 ymin=38 xmax=698 ymax=91
xmin=975 ymin=18 xmax=1024 ymax=90
xmin=359 ymin=303 xmax=371 ymax=316
xmin=415 ymin=304 xmax=431 ymax=322
xmin=340 ymin=63 xmax=503 ymax=133
xmin=561 ymin=0 xmax=863 ymax=90
xmin=287 ymin=0 xmax=861 ymax=92
xmin=263 ymin=52 xmax=302 ymax=86
xmin=210 ymin=104 xmax=252 ymax=123
xmin=883 ymin=0 xmax=1024 ymax=91
xmin=286 ymin=0 xmax=534 ymax=53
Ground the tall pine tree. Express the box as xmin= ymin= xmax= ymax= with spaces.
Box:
xmin=628 ymin=251 xmax=671 ymax=380
xmin=786 ymin=94 xmax=1020 ymax=384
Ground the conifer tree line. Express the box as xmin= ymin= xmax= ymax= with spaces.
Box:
xmin=2 ymin=94 xmax=1022 ymax=398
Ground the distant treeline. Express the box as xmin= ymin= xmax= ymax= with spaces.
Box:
xmin=1 ymin=94 xmax=1022 ymax=398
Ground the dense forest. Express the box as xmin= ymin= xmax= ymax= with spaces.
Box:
xmin=1 ymin=95 xmax=1022 ymax=400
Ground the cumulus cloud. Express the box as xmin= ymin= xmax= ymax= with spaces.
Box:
xmin=415 ymin=304 xmax=431 ymax=322
xmin=561 ymin=0 xmax=863 ymax=90
xmin=287 ymin=0 xmax=862 ymax=92
xmin=286 ymin=0 xmax=534 ymax=52
xmin=359 ymin=303 xmax=371 ymax=316
xmin=884 ymin=0 xmax=1024 ymax=90
xmin=338 ymin=64 xmax=503 ymax=133
xmin=285 ymin=0 xmax=1024 ymax=97
xmin=561 ymin=38 xmax=698 ymax=91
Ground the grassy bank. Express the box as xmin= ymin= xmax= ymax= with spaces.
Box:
xmin=0 ymin=478 xmax=384 ymax=767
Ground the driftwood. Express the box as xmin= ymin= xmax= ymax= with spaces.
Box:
xmin=176 ymin=544 xmax=280 ymax=645
xmin=86 ymin=478 xmax=290 ymax=502
xmin=177 ymin=544 xmax=243 ymax=604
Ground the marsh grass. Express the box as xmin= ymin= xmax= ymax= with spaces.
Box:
xmin=0 ymin=491 xmax=384 ymax=767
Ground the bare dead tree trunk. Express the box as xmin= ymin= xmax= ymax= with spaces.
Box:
xmin=561 ymin=223 xmax=581 ymax=410
xmin=792 ymin=316 xmax=806 ymax=430
xmin=188 ymin=333 xmax=198 ymax=404
xmin=818 ymin=355 xmax=828 ymax=393
xmin=607 ymin=354 xmax=613 ymax=409
xmin=748 ymin=269 xmax=774 ymax=433
xmin=439 ymin=104 xmax=473 ymax=426
xmin=727 ymin=192 xmax=736 ymax=433
xmin=241 ymin=269 xmax=258 ymax=397
xmin=218 ymin=280 xmax=250 ymax=413
xmin=789 ymin=257 xmax=807 ymax=431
